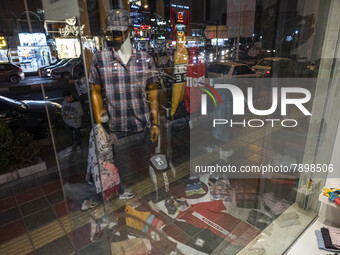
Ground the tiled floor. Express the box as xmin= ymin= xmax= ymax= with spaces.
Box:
xmin=0 ymin=168 xmax=86 ymax=255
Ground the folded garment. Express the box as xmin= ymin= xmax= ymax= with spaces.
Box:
xmin=209 ymin=177 xmax=232 ymax=202
xmin=247 ymin=210 xmax=273 ymax=230
xmin=321 ymin=227 xmax=340 ymax=250
xmin=263 ymin=193 xmax=292 ymax=216
xmin=328 ymin=226 xmax=340 ymax=249
xmin=315 ymin=230 xmax=340 ymax=252
xmin=185 ymin=182 xmax=206 ymax=197
xmin=125 ymin=205 xmax=163 ymax=236
xmin=165 ymin=196 xmax=189 ymax=215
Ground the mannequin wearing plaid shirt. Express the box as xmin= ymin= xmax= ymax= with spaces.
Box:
xmin=89 ymin=28 xmax=159 ymax=143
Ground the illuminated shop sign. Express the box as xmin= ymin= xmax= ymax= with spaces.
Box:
xmin=177 ymin=11 xmax=184 ymax=23
xmin=157 ymin=21 xmax=167 ymax=25
xmin=140 ymin=24 xmax=151 ymax=30
xmin=177 ymin=31 xmax=185 ymax=37
xmin=170 ymin=2 xmax=189 ymax=39
xmin=135 ymin=38 xmax=150 ymax=41
xmin=171 ymin=4 xmax=189 ymax=9
xmin=0 ymin=37 xmax=7 ymax=48
xmin=59 ymin=17 xmax=85 ymax=36
xmin=19 ymin=33 xmax=47 ymax=47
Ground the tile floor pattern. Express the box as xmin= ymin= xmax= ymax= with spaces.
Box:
xmin=0 ymin=118 xmax=307 ymax=254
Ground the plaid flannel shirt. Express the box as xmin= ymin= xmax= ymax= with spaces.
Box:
xmin=89 ymin=48 xmax=158 ymax=132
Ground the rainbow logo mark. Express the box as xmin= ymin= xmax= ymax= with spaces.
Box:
xmin=199 ymin=83 xmax=222 ymax=115
xmin=199 ymin=83 xmax=222 ymax=106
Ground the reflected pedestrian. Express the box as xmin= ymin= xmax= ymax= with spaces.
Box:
xmin=62 ymin=90 xmax=83 ymax=152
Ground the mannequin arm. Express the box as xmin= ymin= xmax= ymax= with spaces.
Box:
xmin=91 ymin=84 xmax=103 ymax=124
xmin=147 ymin=82 xmax=159 ymax=143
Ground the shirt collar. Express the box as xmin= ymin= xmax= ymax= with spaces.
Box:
xmin=110 ymin=47 xmax=136 ymax=66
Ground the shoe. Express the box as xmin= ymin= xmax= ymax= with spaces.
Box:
xmin=76 ymin=146 xmax=81 ymax=152
xmin=81 ymin=200 xmax=98 ymax=211
xmin=119 ymin=189 xmax=135 ymax=200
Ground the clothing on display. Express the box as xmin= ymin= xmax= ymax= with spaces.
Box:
xmin=185 ymin=182 xmax=206 ymax=197
xmin=89 ymin=47 xmax=158 ymax=132
xmin=315 ymin=230 xmax=340 ymax=253
xmin=125 ymin=205 xmax=164 ymax=235
xmin=164 ymin=196 xmax=189 ymax=215
xmin=208 ymin=176 xmax=232 ymax=202
xmin=169 ymin=179 xmax=208 ymax=199
xmin=263 ymin=192 xmax=292 ymax=217
xmin=247 ymin=210 xmax=273 ymax=230
xmin=328 ymin=227 xmax=340 ymax=249
xmin=185 ymin=177 xmax=207 ymax=197
xmin=233 ymin=179 xmax=259 ymax=208
xmin=176 ymin=200 xmax=261 ymax=247
xmin=321 ymin=227 xmax=340 ymax=250
xmin=87 ymin=124 xmax=119 ymax=196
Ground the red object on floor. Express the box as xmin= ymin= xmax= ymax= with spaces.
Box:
xmin=176 ymin=200 xmax=261 ymax=247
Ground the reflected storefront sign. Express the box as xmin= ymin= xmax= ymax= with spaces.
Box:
xmin=17 ymin=33 xmax=51 ymax=72
xmin=0 ymin=36 xmax=8 ymax=62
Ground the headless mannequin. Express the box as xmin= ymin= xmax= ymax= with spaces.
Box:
xmin=91 ymin=29 xmax=159 ymax=142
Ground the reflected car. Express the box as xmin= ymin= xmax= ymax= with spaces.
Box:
xmin=0 ymin=96 xmax=63 ymax=138
xmin=0 ymin=63 xmax=25 ymax=84
xmin=37 ymin=59 xmax=62 ymax=76
xmin=40 ymin=59 xmax=70 ymax=78
xmin=50 ymin=58 xmax=83 ymax=80
xmin=204 ymin=47 xmax=232 ymax=63
xmin=206 ymin=62 xmax=257 ymax=78
xmin=252 ymin=57 xmax=295 ymax=77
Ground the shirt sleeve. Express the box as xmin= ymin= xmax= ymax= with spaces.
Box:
xmin=145 ymin=54 xmax=158 ymax=86
xmin=88 ymin=53 xmax=101 ymax=85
